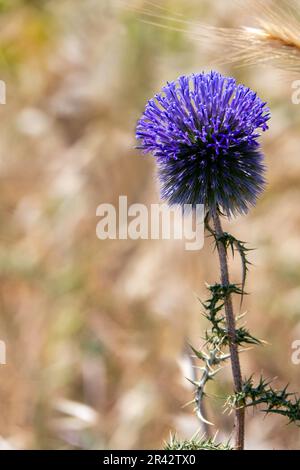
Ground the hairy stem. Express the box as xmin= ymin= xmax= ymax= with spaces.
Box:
xmin=212 ymin=212 xmax=245 ymax=450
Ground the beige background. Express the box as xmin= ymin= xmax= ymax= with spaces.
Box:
xmin=0 ymin=0 xmax=299 ymax=450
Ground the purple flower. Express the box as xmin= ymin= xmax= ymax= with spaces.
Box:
xmin=136 ymin=71 xmax=270 ymax=216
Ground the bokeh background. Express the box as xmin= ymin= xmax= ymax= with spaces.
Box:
xmin=0 ymin=0 xmax=300 ymax=450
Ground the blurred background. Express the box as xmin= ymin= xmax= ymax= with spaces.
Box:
xmin=0 ymin=0 xmax=300 ymax=450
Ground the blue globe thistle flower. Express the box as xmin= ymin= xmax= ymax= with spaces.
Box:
xmin=136 ymin=71 xmax=270 ymax=217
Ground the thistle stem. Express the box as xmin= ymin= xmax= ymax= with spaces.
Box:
xmin=212 ymin=211 xmax=245 ymax=451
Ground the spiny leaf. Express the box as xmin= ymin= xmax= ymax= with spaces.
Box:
xmin=164 ymin=433 xmax=233 ymax=451
xmin=226 ymin=376 xmax=300 ymax=425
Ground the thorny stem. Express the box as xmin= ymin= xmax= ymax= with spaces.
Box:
xmin=187 ymin=345 xmax=211 ymax=436
xmin=212 ymin=211 xmax=245 ymax=451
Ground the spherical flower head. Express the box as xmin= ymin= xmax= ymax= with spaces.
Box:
xmin=136 ymin=71 xmax=270 ymax=217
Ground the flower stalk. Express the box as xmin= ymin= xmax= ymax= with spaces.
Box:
xmin=212 ymin=211 xmax=245 ymax=450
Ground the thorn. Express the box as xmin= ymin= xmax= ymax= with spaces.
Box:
xmin=196 ymin=408 xmax=215 ymax=426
